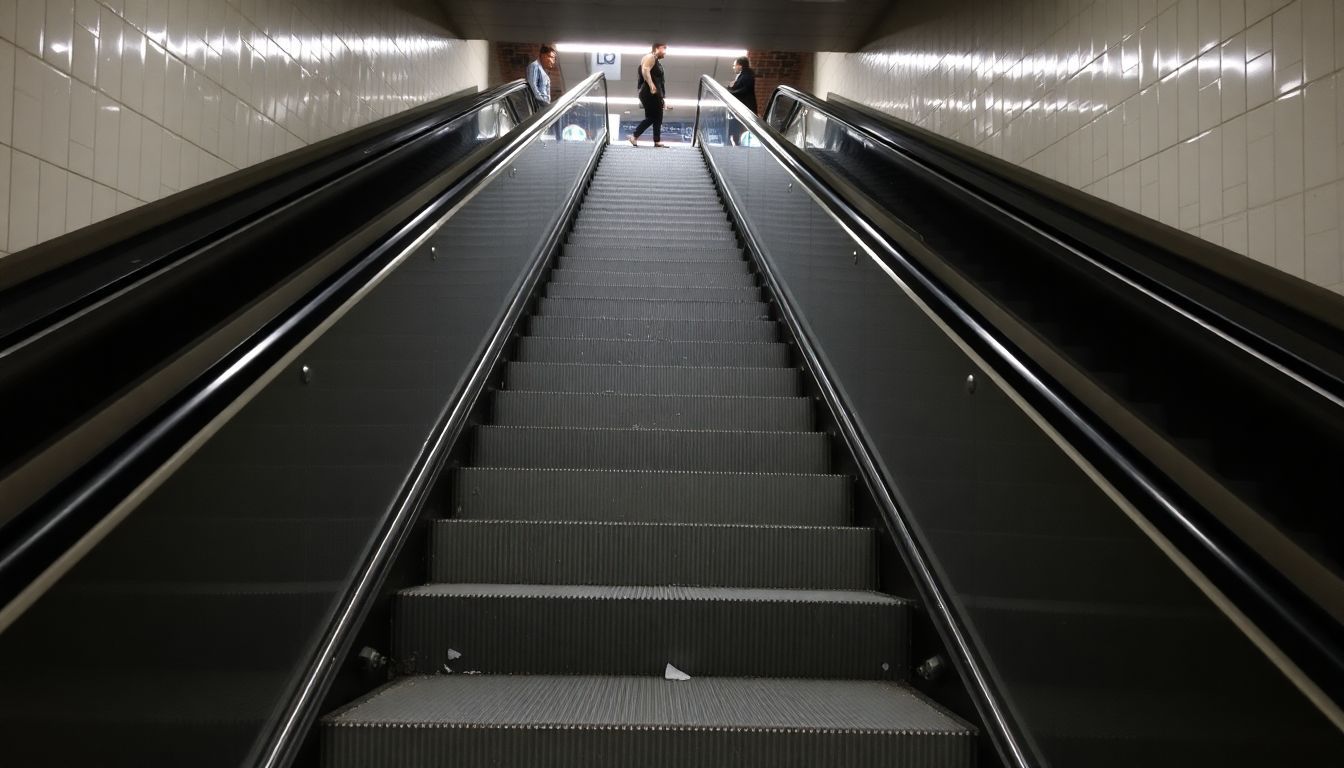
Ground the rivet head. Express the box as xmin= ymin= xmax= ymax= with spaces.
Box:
xmin=786 ymin=182 xmax=793 ymax=191
xmin=301 ymin=365 xmax=313 ymax=384
xmin=430 ymin=245 xmax=437 ymax=260
xmin=965 ymin=374 xmax=976 ymax=394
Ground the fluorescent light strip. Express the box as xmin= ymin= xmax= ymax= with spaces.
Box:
xmin=554 ymin=42 xmax=747 ymax=57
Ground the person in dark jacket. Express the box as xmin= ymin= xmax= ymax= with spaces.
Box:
xmin=726 ymin=56 xmax=756 ymax=145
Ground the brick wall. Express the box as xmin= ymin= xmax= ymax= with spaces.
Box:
xmin=743 ymin=51 xmax=813 ymax=117
xmin=492 ymin=42 xmax=565 ymax=101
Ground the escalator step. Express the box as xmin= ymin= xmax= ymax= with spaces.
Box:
xmin=505 ymin=362 xmax=797 ymax=396
xmin=537 ymin=297 xmax=769 ymax=321
xmin=568 ymin=236 xmax=738 ymax=251
xmin=557 ymin=257 xmax=750 ymax=274
xmin=547 ymin=269 xmax=757 ymax=288
xmin=430 ymin=519 xmax=875 ymax=589
xmin=546 ymin=283 xmax=761 ymax=302
xmin=472 ymin=426 xmax=830 ymax=473
xmin=322 ymin=676 xmax=974 ymax=768
xmin=492 ymin=391 xmax=810 ymax=430
xmin=447 ymin=467 xmax=851 ymax=525
xmin=515 ymin=337 xmax=789 ymax=367
xmin=561 ymin=244 xmax=742 ymax=261
xmin=529 ymin=315 xmax=775 ymax=342
xmin=573 ymin=216 xmax=731 ymax=230
xmin=393 ymin=584 xmax=907 ymax=678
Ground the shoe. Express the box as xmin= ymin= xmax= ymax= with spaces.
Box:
xmin=654 ymin=143 xmax=669 ymax=148
xmin=628 ymin=136 xmax=638 ymax=147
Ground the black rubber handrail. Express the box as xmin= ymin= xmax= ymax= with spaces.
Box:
xmin=0 ymin=80 xmax=532 ymax=346
xmin=767 ymin=86 xmax=1344 ymax=400
xmin=0 ymin=75 xmax=603 ymax=634
xmin=696 ymin=75 xmax=1344 ymax=765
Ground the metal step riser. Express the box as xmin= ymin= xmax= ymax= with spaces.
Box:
xmin=577 ymin=209 xmax=723 ymax=217
xmin=574 ymin=220 xmax=732 ymax=230
xmin=472 ymin=428 xmax=830 ymax=473
xmin=447 ymin=468 xmax=851 ymax=526
xmin=505 ymin=363 xmax=798 ymax=397
xmin=568 ymin=237 xmax=739 ymax=248
xmin=431 ymin=521 xmax=876 ymax=589
xmin=547 ymin=270 xmax=757 ymax=288
xmin=492 ymin=393 xmax=811 ymax=431
xmin=394 ymin=594 xmax=906 ymax=678
xmin=557 ymin=258 xmax=750 ymax=274
xmin=546 ymin=284 xmax=761 ymax=302
xmin=570 ymin=225 xmax=730 ymax=235
xmin=537 ymin=299 xmax=769 ymax=322
xmin=528 ymin=316 xmax=777 ymax=342
xmin=574 ymin=214 xmax=729 ymax=225
xmin=324 ymin=724 xmax=973 ymax=768
xmin=561 ymin=247 xmax=744 ymax=262
xmin=583 ymin=194 xmax=717 ymax=202
xmin=515 ymin=338 xmax=790 ymax=367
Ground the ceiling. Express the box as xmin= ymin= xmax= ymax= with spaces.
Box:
xmin=437 ymin=0 xmax=898 ymax=52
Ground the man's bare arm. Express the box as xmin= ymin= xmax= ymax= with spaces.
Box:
xmin=641 ymin=53 xmax=658 ymax=93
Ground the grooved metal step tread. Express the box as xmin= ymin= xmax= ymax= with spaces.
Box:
xmin=548 ymin=269 xmax=757 ymax=287
xmin=546 ymin=284 xmax=761 ymax=302
xmin=562 ymin=245 xmax=743 ymax=261
xmin=430 ymin=519 xmax=874 ymax=589
xmin=405 ymin=583 xmax=898 ymax=603
xmin=568 ymin=237 xmax=738 ymax=250
xmin=323 ymin=676 xmax=974 ymax=768
xmin=447 ymin=468 xmax=850 ymax=525
xmin=529 ymin=316 xmax=777 ymax=342
xmin=557 ymin=257 xmax=750 ymax=274
xmin=472 ymin=426 xmax=829 ymax=472
xmin=574 ymin=215 xmax=730 ymax=227
xmin=492 ymin=392 xmax=810 ymax=430
xmin=505 ymin=362 xmax=798 ymax=396
xmin=581 ymin=195 xmax=721 ymax=205
xmin=537 ymin=297 xmax=769 ymax=321
xmin=574 ymin=214 xmax=731 ymax=224
xmin=393 ymin=584 xmax=907 ymax=678
xmin=515 ymin=337 xmax=789 ymax=367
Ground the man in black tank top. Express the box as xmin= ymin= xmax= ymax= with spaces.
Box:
xmin=630 ymin=43 xmax=668 ymax=147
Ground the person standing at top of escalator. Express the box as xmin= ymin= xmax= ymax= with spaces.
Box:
xmin=629 ymin=43 xmax=668 ymax=147
xmin=726 ymin=56 xmax=757 ymax=145
xmin=527 ymin=45 xmax=557 ymax=106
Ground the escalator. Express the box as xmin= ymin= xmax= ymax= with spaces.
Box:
xmin=0 ymin=68 xmax=1340 ymax=768
xmin=320 ymin=146 xmax=974 ymax=765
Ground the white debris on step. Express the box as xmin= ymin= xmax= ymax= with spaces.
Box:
xmin=664 ymin=663 xmax=691 ymax=681
xmin=446 ymin=649 xmax=462 ymax=660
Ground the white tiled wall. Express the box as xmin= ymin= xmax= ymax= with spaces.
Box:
xmin=817 ymin=0 xmax=1344 ymax=295
xmin=0 ymin=0 xmax=488 ymax=259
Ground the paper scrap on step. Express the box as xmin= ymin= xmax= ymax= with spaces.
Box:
xmin=664 ymin=663 xmax=691 ymax=681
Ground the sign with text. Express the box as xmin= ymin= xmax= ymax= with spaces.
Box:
xmin=590 ymin=52 xmax=621 ymax=80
